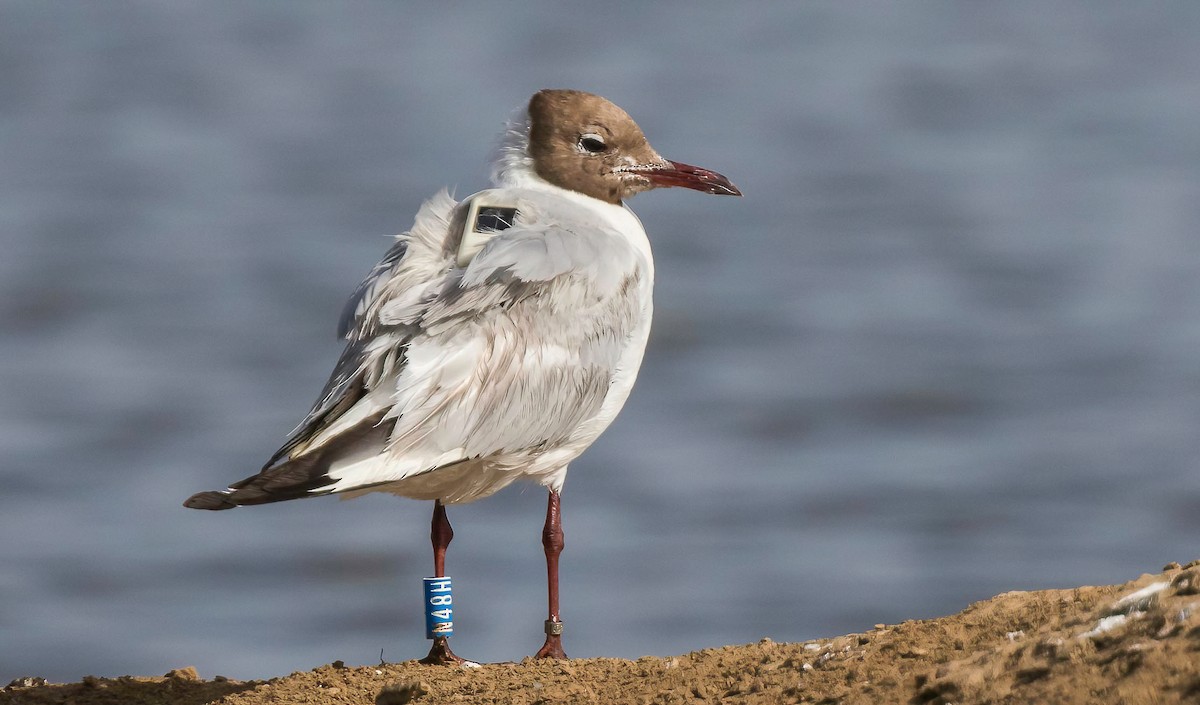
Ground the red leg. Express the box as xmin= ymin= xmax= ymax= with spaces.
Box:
xmin=534 ymin=490 xmax=567 ymax=659
xmin=431 ymin=499 xmax=452 ymax=577
xmin=420 ymin=500 xmax=464 ymax=665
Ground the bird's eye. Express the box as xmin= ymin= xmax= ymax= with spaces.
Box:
xmin=578 ymin=134 xmax=607 ymax=154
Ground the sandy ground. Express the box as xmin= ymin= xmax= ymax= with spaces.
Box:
xmin=6 ymin=559 xmax=1200 ymax=705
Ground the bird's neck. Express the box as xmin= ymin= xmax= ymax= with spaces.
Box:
xmin=487 ymin=108 xmax=653 ymax=276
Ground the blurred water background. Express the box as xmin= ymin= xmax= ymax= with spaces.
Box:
xmin=3 ymin=1 xmax=1200 ymax=682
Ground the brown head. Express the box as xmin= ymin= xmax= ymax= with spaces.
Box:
xmin=526 ymin=89 xmax=741 ymax=205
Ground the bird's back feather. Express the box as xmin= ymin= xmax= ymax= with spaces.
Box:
xmin=185 ymin=184 xmax=652 ymax=509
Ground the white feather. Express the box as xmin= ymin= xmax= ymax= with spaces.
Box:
xmin=285 ymin=108 xmax=655 ymax=504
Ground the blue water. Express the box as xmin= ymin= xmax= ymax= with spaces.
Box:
xmin=3 ymin=2 xmax=1200 ymax=682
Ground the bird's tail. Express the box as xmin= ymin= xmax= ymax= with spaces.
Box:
xmin=183 ymin=490 xmax=240 ymax=510
xmin=182 ymin=416 xmax=394 ymax=510
xmin=182 ymin=451 xmax=336 ymax=510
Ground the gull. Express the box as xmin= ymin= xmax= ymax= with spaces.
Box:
xmin=184 ymin=89 xmax=740 ymax=663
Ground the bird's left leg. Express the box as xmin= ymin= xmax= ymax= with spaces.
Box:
xmin=534 ymin=489 xmax=567 ymax=659
xmin=420 ymin=500 xmax=465 ymax=664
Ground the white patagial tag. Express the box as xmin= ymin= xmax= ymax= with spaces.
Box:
xmin=456 ymin=192 xmax=519 ymax=267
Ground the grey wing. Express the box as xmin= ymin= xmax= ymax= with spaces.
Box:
xmin=183 ymin=332 xmax=390 ymax=509
xmin=259 ymin=337 xmax=377 ymax=471
xmin=263 ymin=235 xmax=415 ymax=469
xmin=319 ymin=224 xmax=646 ymax=489
xmin=186 ymin=222 xmax=646 ymax=508
xmin=337 ymin=238 xmax=410 ymax=339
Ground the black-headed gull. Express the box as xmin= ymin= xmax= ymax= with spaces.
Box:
xmin=185 ymin=89 xmax=740 ymax=662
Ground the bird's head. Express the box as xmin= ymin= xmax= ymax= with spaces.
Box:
xmin=522 ymin=89 xmax=741 ymax=205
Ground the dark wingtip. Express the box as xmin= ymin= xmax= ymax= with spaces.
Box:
xmin=183 ymin=491 xmax=239 ymax=510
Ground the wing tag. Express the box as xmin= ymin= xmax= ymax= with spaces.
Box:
xmin=457 ymin=198 xmax=519 ymax=267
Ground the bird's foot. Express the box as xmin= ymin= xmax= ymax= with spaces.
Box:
xmin=533 ymin=620 xmax=567 ymax=659
xmin=534 ymin=635 xmax=567 ymax=659
xmin=419 ymin=637 xmax=466 ymax=665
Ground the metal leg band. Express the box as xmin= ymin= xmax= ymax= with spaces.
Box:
xmin=544 ymin=619 xmax=564 ymax=636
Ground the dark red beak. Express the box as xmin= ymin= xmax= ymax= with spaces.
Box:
xmin=627 ymin=160 xmax=742 ymax=196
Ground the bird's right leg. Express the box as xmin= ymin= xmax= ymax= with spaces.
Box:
xmin=533 ymin=490 xmax=567 ymax=659
xmin=420 ymin=500 xmax=464 ymax=664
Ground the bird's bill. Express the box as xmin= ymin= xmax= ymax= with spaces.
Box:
xmin=625 ymin=160 xmax=742 ymax=196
